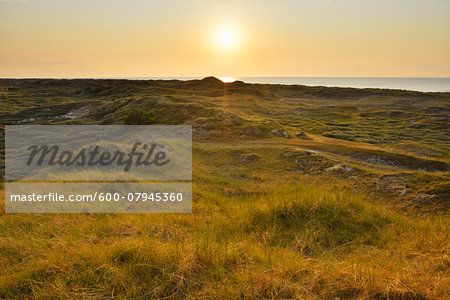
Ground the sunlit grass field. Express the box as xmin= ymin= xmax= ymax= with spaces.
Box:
xmin=0 ymin=181 xmax=449 ymax=299
xmin=0 ymin=78 xmax=449 ymax=298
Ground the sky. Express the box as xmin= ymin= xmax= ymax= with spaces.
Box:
xmin=1 ymin=0 xmax=449 ymax=78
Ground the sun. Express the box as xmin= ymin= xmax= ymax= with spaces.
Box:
xmin=216 ymin=26 xmax=238 ymax=50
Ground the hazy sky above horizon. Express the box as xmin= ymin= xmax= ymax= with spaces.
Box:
xmin=1 ymin=0 xmax=449 ymax=78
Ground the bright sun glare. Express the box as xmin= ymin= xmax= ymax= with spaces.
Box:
xmin=216 ymin=26 xmax=237 ymax=49
xmin=215 ymin=26 xmax=239 ymax=84
xmin=219 ymin=77 xmax=236 ymax=83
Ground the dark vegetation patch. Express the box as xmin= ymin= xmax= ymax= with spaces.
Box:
xmin=123 ymin=109 xmax=158 ymax=125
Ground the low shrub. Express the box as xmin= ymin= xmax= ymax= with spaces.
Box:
xmin=123 ymin=109 xmax=158 ymax=125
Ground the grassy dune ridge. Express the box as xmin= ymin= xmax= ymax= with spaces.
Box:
xmin=0 ymin=78 xmax=449 ymax=298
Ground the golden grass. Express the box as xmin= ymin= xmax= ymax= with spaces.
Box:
xmin=0 ymin=183 xmax=448 ymax=299
xmin=1 ymin=79 xmax=449 ymax=298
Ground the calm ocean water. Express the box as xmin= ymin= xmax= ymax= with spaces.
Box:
xmin=239 ymin=77 xmax=450 ymax=93
xmin=128 ymin=77 xmax=450 ymax=93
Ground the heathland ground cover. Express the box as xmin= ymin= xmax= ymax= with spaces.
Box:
xmin=0 ymin=78 xmax=448 ymax=298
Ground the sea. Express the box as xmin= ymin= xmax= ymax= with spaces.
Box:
xmin=125 ymin=77 xmax=450 ymax=93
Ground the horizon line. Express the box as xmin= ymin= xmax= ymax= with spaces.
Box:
xmin=1 ymin=76 xmax=450 ymax=80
